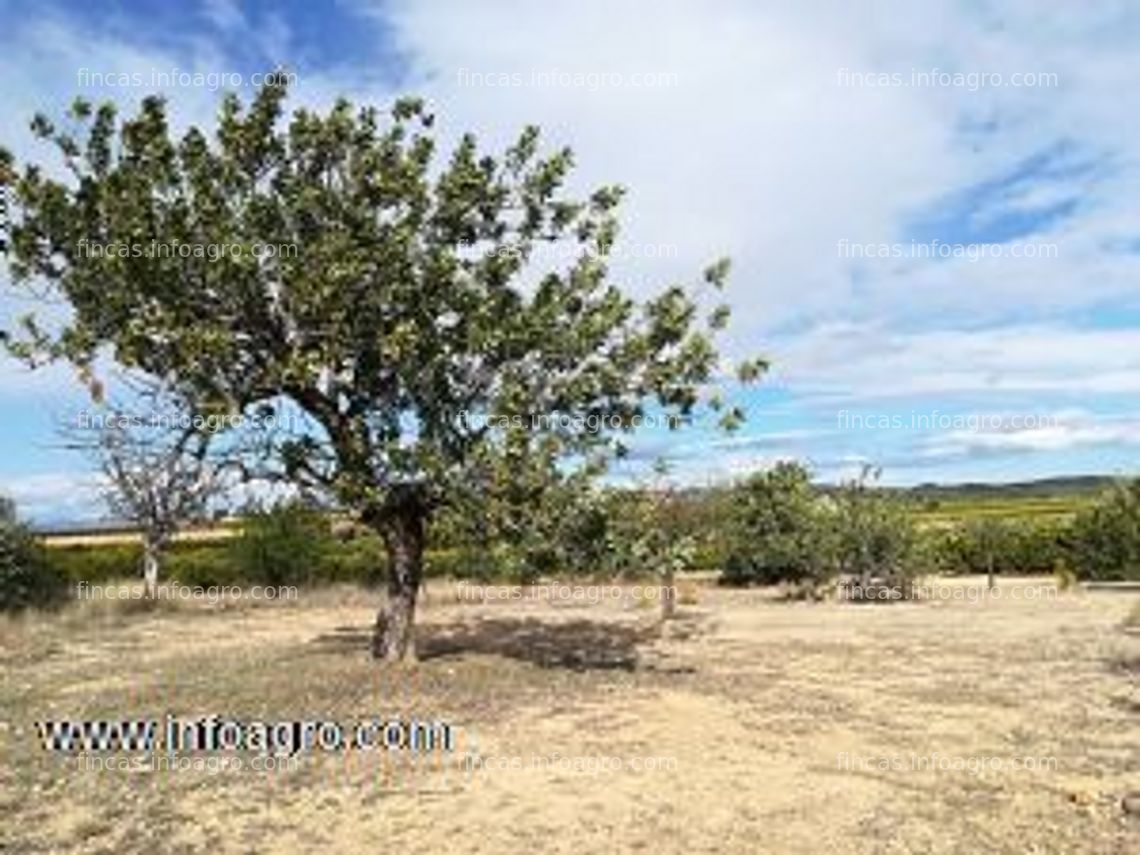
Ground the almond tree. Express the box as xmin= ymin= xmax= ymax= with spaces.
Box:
xmin=61 ymin=379 xmax=222 ymax=598
xmin=638 ymin=459 xmax=695 ymax=620
xmin=0 ymin=80 xmax=763 ymax=660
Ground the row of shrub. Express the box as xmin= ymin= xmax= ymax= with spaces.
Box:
xmin=923 ymin=519 xmax=1068 ymax=577
xmin=45 ymin=539 xmax=528 ymax=590
xmin=4 ymin=501 xmax=555 ymax=611
xmin=5 ymin=469 xmax=1139 ymax=611
xmin=716 ymin=464 xmax=1140 ymax=587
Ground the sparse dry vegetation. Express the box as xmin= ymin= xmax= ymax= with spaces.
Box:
xmin=2 ymin=576 xmax=1137 ymax=853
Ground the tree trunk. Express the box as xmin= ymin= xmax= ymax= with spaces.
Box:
xmin=371 ymin=490 xmax=427 ymax=662
xmin=986 ymin=552 xmax=995 ymax=591
xmin=142 ymin=537 xmax=160 ymax=599
xmin=661 ymin=569 xmax=676 ymax=620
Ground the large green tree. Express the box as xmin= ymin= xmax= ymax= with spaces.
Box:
xmin=0 ymin=80 xmax=762 ymax=659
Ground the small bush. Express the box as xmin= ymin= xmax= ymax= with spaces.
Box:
xmin=227 ymin=501 xmax=335 ymax=586
xmin=422 ymin=545 xmax=519 ymax=581
xmin=690 ymin=540 xmax=725 ymax=572
xmin=931 ymin=518 xmax=1065 ymax=577
xmin=0 ymin=497 xmax=67 ymax=611
xmin=40 ymin=536 xmax=535 ymax=590
xmin=829 ymin=468 xmax=920 ymax=598
xmin=720 ymin=462 xmax=830 ymax=587
xmin=322 ymin=532 xmax=386 ymax=585
xmin=166 ymin=545 xmax=241 ymax=588
xmin=1067 ymin=480 xmax=1140 ymax=581
xmin=48 ymin=542 xmax=143 ymax=583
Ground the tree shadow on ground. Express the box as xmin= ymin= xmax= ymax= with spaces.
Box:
xmin=1108 ymin=654 xmax=1139 ymax=676
xmin=1109 ymin=694 xmax=1140 ymax=715
xmin=309 ymin=616 xmax=655 ymax=671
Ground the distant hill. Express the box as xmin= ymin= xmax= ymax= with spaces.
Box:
xmin=905 ymin=475 xmax=1115 ymax=501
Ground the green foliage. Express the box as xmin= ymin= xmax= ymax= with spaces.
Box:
xmin=0 ymin=497 xmax=67 ymax=611
xmin=1 ymin=80 xmax=769 ymax=658
xmin=442 ymin=460 xmax=631 ymax=582
xmin=48 ymin=542 xmax=143 ymax=583
xmin=719 ymin=464 xmax=921 ymax=595
xmin=322 ymin=532 xmax=386 ymax=586
xmin=690 ymin=539 xmax=726 ymax=571
xmin=50 ymin=541 xmax=246 ymax=589
xmin=45 ymin=537 xmax=513 ymax=588
xmin=591 ymin=489 xmax=688 ymax=580
xmin=0 ymin=81 xmax=761 ymax=532
xmin=721 ymin=462 xmax=828 ymax=587
xmin=1067 ymin=479 xmax=1140 ymax=581
xmin=164 ymin=544 xmax=241 ymax=588
xmin=629 ymin=498 xmax=698 ymax=580
xmin=830 ymin=468 xmax=919 ymax=588
xmin=908 ymin=477 xmax=1107 ymax=528
xmin=926 ymin=518 xmax=1065 ymax=576
xmin=227 ymin=501 xmax=334 ymax=587
xmin=421 ymin=546 xmax=489 ymax=581
xmin=49 ymin=540 xmax=247 ymax=589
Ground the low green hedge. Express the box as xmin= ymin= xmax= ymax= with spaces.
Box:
xmin=1 ymin=500 xmax=68 ymax=611
xmin=922 ymin=520 xmax=1068 ymax=577
xmin=45 ymin=537 xmax=525 ymax=588
xmin=50 ymin=542 xmax=151 ymax=583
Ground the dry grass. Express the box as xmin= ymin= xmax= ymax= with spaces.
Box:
xmin=676 ymin=579 xmax=700 ymax=605
xmin=1 ymin=576 xmax=1137 ymax=854
xmin=1129 ymin=597 xmax=1140 ymax=620
xmin=1125 ymin=599 xmax=1140 ymax=631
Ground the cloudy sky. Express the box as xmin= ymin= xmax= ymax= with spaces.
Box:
xmin=1 ymin=0 xmax=1138 ymax=522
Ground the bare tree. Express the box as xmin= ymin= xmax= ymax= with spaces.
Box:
xmin=62 ymin=378 xmax=223 ymax=597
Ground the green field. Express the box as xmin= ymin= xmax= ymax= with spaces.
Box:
xmin=904 ymin=475 xmax=1115 ymax=529
xmin=912 ymin=494 xmax=1096 ymax=528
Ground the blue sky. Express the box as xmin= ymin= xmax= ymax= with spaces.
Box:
xmin=1 ymin=0 xmax=1139 ymax=522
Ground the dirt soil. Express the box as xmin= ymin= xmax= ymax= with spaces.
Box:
xmin=1 ymin=576 xmax=1137 ymax=854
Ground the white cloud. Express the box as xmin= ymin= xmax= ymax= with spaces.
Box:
xmin=2 ymin=0 xmax=1140 ymax=507
xmin=359 ymin=0 xmax=964 ymax=329
xmin=920 ymin=410 xmax=1140 ymax=458
xmin=351 ymin=0 xmax=1140 ymax=340
xmin=1 ymin=471 xmax=104 ymax=523
xmin=201 ymin=0 xmax=246 ymax=34
xmin=770 ymin=322 xmax=1140 ymax=401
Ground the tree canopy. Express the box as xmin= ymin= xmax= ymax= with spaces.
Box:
xmin=0 ymin=79 xmax=764 ymax=658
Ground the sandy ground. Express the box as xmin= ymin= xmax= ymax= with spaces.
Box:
xmin=1 ymin=576 xmax=1137 ymax=854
